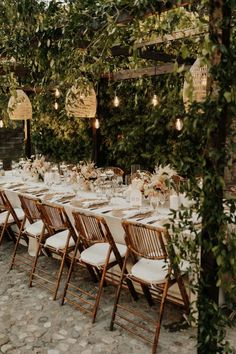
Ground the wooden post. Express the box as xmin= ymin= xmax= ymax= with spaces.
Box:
xmin=91 ymin=118 xmax=98 ymax=164
xmin=24 ymin=119 xmax=31 ymax=159
xmin=197 ymin=1 xmax=232 ymax=353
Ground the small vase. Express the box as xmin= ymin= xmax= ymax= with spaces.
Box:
xmin=82 ymin=180 xmax=90 ymax=191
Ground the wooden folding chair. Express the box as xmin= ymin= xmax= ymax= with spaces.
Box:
xmin=9 ymin=194 xmax=45 ymax=272
xmin=29 ymin=202 xmax=77 ymax=300
xmin=61 ymin=211 xmax=138 ymax=323
xmin=0 ymin=190 xmax=24 ymax=245
xmin=110 ymin=220 xmax=190 ymax=354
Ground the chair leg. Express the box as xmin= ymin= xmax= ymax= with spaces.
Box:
xmin=141 ymin=284 xmax=154 ymax=306
xmin=152 ymin=280 xmax=170 ymax=354
xmin=92 ymin=247 xmax=112 ymax=323
xmin=29 ymin=241 xmax=42 ymax=288
xmin=0 ymin=212 xmax=10 ymax=245
xmin=176 ymin=275 xmax=190 ymax=314
xmin=9 ymin=217 xmax=26 ymax=271
xmin=110 ymin=250 xmax=129 ymax=331
xmin=61 ymin=237 xmax=80 ymax=306
xmin=52 ymin=251 xmax=67 ymax=301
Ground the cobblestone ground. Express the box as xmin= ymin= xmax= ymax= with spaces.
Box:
xmin=0 ymin=238 xmax=235 ymax=354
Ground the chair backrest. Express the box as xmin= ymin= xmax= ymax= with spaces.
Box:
xmin=72 ymin=211 xmax=112 ymax=247
xmin=0 ymin=190 xmax=6 ymax=211
xmin=104 ymin=167 xmax=124 ymax=176
xmin=37 ymin=202 xmax=72 ymax=235
xmin=0 ymin=190 xmax=22 ymax=229
xmin=122 ymin=220 xmax=168 ymax=261
xmin=19 ymin=194 xmax=41 ymax=224
xmin=130 ymin=170 xmax=152 ymax=181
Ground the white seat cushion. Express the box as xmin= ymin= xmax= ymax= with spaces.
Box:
xmin=0 ymin=207 xmax=24 ymax=225
xmin=0 ymin=211 xmax=9 ymax=225
xmin=131 ymin=258 xmax=190 ymax=285
xmin=45 ymin=230 xmax=75 ymax=251
xmin=80 ymin=242 xmax=127 ymax=267
xmin=25 ymin=220 xmax=44 ymax=237
xmin=131 ymin=258 xmax=169 ymax=284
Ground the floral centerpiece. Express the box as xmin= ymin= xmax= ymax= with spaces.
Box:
xmin=23 ymin=156 xmax=51 ymax=181
xmin=77 ymin=161 xmax=98 ymax=191
xmin=143 ymin=164 xmax=177 ymax=197
xmin=125 ymin=170 xmax=151 ymax=200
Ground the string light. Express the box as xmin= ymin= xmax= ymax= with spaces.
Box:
xmin=0 ymin=119 xmax=3 ymax=128
xmin=94 ymin=118 xmax=100 ymax=129
xmin=113 ymin=95 xmax=120 ymax=107
xmin=54 ymin=101 xmax=59 ymax=110
xmin=55 ymin=88 xmax=60 ymax=98
xmin=175 ymin=118 xmax=183 ymax=131
xmin=151 ymin=94 xmax=159 ymax=107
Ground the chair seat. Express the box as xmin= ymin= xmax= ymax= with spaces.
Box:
xmin=131 ymin=258 xmax=169 ymax=284
xmin=0 ymin=207 xmax=24 ymax=225
xmin=131 ymin=258 xmax=190 ymax=285
xmin=80 ymin=242 xmax=127 ymax=267
xmin=45 ymin=230 xmax=75 ymax=250
xmin=25 ymin=220 xmax=44 ymax=237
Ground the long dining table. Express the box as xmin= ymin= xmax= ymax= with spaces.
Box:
xmin=0 ymin=171 xmax=199 ymax=306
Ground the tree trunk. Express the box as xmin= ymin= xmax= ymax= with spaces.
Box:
xmin=197 ymin=1 xmax=232 ymax=353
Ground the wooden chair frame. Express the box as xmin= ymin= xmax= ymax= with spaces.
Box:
xmin=61 ymin=211 xmax=138 ymax=323
xmin=9 ymin=194 xmax=42 ymax=272
xmin=0 ymin=190 xmax=23 ymax=245
xmin=110 ymin=220 xmax=190 ymax=354
xmin=29 ymin=202 xmax=77 ymax=300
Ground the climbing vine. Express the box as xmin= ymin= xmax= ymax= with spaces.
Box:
xmin=0 ymin=1 xmax=236 ymax=353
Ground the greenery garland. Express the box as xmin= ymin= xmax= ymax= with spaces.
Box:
xmin=0 ymin=1 xmax=236 ymax=353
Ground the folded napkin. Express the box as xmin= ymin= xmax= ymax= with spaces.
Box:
xmin=43 ymin=193 xmax=61 ymax=201
xmin=124 ymin=208 xmax=152 ymax=219
xmin=52 ymin=194 xmax=75 ymax=203
xmin=140 ymin=214 xmax=169 ymax=225
xmin=82 ymin=199 xmax=108 ymax=208
xmin=70 ymin=198 xmax=107 ymax=208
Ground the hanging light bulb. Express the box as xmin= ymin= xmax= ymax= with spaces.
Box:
xmin=175 ymin=118 xmax=183 ymax=131
xmin=55 ymin=88 xmax=60 ymax=98
xmin=94 ymin=118 xmax=100 ymax=129
xmin=151 ymin=94 xmax=159 ymax=107
xmin=0 ymin=119 xmax=3 ymax=128
xmin=113 ymin=95 xmax=120 ymax=107
xmin=54 ymin=101 xmax=59 ymax=110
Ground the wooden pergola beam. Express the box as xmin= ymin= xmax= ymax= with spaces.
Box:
xmin=102 ymin=63 xmax=190 ymax=81
xmin=135 ymin=25 xmax=208 ymax=48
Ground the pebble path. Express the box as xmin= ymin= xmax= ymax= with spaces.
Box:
xmin=0 ymin=238 xmax=235 ymax=354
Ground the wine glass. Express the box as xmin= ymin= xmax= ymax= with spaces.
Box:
xmin=150 ymin=195 xmax=159 ymax=215
xmin=158 ymin=191 xmax=167 ymax=207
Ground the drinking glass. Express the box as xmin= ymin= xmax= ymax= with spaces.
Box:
xmin=158 ymin=191 xmax=167 ymax=207
xmin=150 ymin=195 xmax=159 ymax=215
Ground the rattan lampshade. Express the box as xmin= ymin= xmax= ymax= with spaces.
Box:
xmin=65 ymin=84 xmax=97 ymax=118
xmin=8 ymin=89 xmax=32 ymax=120
xmin=183 ymin=57 xmax=208 ymax=111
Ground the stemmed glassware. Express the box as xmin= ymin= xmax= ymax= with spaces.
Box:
xmin=158 ymin=190 xmax=167 ymax=207
xmin=149 ymin=195 xmax=159 ymax=215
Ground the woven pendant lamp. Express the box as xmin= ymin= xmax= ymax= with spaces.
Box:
xmin=65 ymin=84 xmax=97 ymax=118
xmin=183 ymin=58 xmax=208 ymax=111
xmin=7 ymin=89 xmax=32 ymax=142
xmin=8 ymin=89 xmax=32 ymax=120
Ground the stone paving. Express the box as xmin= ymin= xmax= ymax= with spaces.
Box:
xmin=0 ymin=238 xmax=235 ymax=354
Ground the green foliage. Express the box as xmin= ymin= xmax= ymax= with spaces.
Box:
xmin=0 ymin=1 xmax=236 ymax=353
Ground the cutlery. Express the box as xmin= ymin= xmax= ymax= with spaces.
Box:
xmin=101 ymin=210 xmax=112 ymax=214
xmin=147 ymin=219 xmax=158 ymax=224
xmin=136 ymin=216 xmax=149 ymax=221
